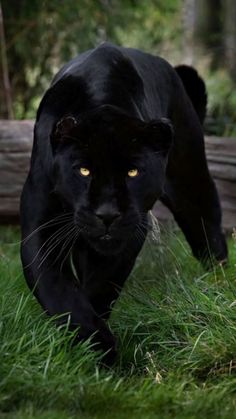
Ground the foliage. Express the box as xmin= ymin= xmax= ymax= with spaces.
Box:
xmin=1 ymin=226 xmax=236 ymax=418
xmin=2 ymin=1 xmax=235 ymax=136
xmin=2 ymin=0 xmax=182 ymax=119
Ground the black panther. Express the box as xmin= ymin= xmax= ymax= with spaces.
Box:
xmin=20 ymin=43 xmax=227 ymax=363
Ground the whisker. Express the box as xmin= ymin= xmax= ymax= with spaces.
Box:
xmin=38 ymin=224 xmax=76 ymax=269
xmin=21 ymin=212 xmax=74 ymax=245
xmin=23 ymin=221 xmax=74 ymax=270
xmin=59 ymin=228 xmax=81 ymax=273
xmin=52 ymin=225 xmax=78 ymax=267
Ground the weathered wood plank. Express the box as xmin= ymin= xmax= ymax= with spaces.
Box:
xmin=0 ymin=120 xmax=33 ymax=218
xmin=214 ymin=179 xmax=236 ymax=199
xmin=207 ymin=163 xmax=236 ymax=181
xmin=205 ymin=136 xmax=236 ymax=154
xmin=154 ymin=136 xmax=236 ymax=232
xmin=0 ymin=120 xmax=235 ymax=232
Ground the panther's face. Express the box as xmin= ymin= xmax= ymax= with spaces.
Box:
xmin=51 ymin=105 xmax=173 ymax=254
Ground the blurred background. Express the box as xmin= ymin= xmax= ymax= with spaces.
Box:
xmin=0 ymin=0 xmax=236 ymax=136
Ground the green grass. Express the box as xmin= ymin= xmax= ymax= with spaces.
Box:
xmin=1 ymin=225 xmax=236 ymax=418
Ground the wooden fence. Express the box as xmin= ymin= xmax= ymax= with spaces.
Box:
xmin=0 ymin=120 xmax=236 ymax=231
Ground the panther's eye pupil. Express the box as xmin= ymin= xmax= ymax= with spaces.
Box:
xmin=128 ymin=169 xmax=139 ymax=178
xmin=80 ymin=167 xmax=90 ymax=177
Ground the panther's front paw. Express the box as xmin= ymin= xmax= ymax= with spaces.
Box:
xmin=77 ymin=319 xmax=117 ymax=365
xmin=96 ymin=326 xmax=117 ymax=366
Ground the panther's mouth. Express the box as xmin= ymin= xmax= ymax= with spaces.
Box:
xmin=87 ymin=232 xmax=125 ymax=255
xmin=99 ymin=234 xmax=112 ymax=241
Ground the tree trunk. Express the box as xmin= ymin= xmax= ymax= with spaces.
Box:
xmin=183 ymin=0 xmax=224 ymax=69
xmin=0 ymin=2 xmax=14 ymax=119
xmin=224 ymin=0 xmax=236 ymax=81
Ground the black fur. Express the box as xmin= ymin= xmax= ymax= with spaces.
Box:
xmin=175 ymin=64 xmax=207 ymax=124
xmin=20 ymin=43 xmax=227 ymax=363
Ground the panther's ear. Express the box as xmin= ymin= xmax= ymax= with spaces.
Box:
xmin=51 ymin=116 xmax=79 ymax=150
xmin=141 ymin=118 xmax=173 ymax=156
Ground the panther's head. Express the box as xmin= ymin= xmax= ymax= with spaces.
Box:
xmin=51 ymin=105 xmax=173 ymax=254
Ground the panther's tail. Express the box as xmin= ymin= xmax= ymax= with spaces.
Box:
xmin=175 ymin=65 xmax=207 ymax=125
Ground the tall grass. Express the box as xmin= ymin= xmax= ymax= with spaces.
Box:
xmin=0 ymin=225 xmax=236 ymax=418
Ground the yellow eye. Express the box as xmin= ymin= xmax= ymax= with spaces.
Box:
xmin=128 ymin=168 xmax=139 ymax=178
xmin=80 ymin=167 xmax=90 ymax=177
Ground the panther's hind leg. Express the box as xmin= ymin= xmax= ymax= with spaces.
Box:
xmin=160 ymin=174 xmax=227 ymax=267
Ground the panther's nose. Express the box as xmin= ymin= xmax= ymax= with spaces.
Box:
xmin=95 ymin=204 xmax=120 ymax=228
